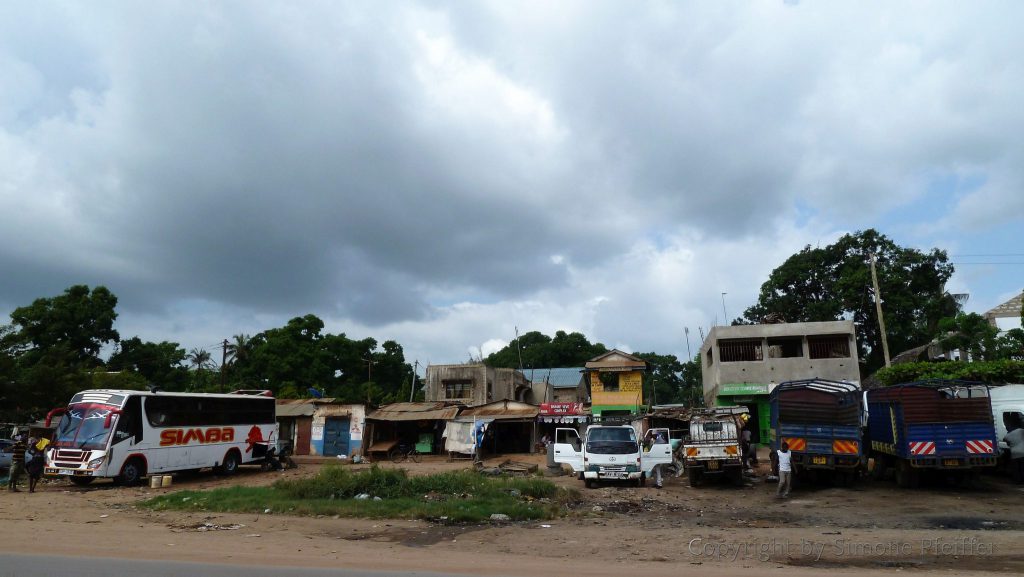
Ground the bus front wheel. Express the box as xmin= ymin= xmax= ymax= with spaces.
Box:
xmin=69 ymin=476 xmax=95 ymax=487
xmin=117 ymin=458 xmax=146 ymax=486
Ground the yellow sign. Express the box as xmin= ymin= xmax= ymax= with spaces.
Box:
xmin=590 ymin=372 xmax=603 ymax=392
xmin=619 ymin=372 xmax=642 ymax=392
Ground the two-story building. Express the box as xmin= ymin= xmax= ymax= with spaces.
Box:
xmin=585 ymin=350 xmax=649 ymax=421
xmin=424 ymin=363 xmax=535 ymax=405
xmin=700 ymin=320 xmax=860 ymax=445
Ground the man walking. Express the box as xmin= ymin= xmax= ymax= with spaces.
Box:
xmin=776 ymin=441 xmax=792 ymax=498
xmin=7 ymin=434 xmax=28 ymax=492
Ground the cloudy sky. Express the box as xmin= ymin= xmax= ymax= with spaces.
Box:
xmin=2 ymin=1 xmax=1022 ymax=370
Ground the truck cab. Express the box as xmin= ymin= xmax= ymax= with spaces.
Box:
xmin=553 ymin=425 xmax=672 ymax=488
xmin=683 ymin=407 xmax=746 ymax=487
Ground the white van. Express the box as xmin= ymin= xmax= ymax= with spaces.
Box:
xmin=553 ymin=425 xmax=672 ymax=488
xmin=990 ymin=384 xmax=1024 ymax=455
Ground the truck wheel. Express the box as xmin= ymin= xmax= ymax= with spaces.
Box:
xmin=870 ymin=457 xmax=886 ymax=481
xmin=730 ymin=468 xmax=745 ymax=487
xmin=585 ymin=478 xmax=596 ymax=489
xmin=896 ymin=462 xmax=919 ymax=488
xmin=638 ymin=474 xmax=646 ymax=488
xmin=687 ymin=467 xmax=702 ymax=488
xmin=69 ymin=476 xmax=95 ymax=487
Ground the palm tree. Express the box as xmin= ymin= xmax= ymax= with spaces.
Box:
xmin=224 ymin=334 xmax=251 ymax=366
xmin=187 ymin=348 xmax=214 ymax=371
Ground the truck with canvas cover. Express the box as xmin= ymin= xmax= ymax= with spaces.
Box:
xmin=552 ymin=425 xmax=672 ymax=488
xmin=769 ymin=379 xmax=864 ymax=484
xmin=682 ymin=406 xmax=746 ymax=487
xmin=866 ymin=379 xmax=997 ymax=488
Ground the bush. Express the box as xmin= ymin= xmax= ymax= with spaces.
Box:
xmin=875 ymin=360 xmax=1024 ymax=386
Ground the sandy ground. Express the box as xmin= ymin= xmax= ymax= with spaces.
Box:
xmin=2 ymin=454 xmax=1023 ymax=577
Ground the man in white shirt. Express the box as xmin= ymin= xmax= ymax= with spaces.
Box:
xmin=1004 ymin=426 xmax=1024 ymax=484
xmin=776 ymin=442 xmax=792 ymax=498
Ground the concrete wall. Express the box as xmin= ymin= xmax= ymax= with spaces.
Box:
xmin=309 ymin=403 xmax=365 ymax=457
xmin=700 ymin=321 xmax=861 ymax=406
xmin=425 ymin=364 xmax=528 ymax=405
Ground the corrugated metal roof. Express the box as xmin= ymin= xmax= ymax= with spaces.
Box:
xmin=460 ymin=400 xmax=539 ymax=419
xmin=367 ymin=402 xmax=460 ymax=422
xmin=525 ymin=367 xmax=585 ymax=389
xmin=276 ymin=399 xmax=317 ymax=417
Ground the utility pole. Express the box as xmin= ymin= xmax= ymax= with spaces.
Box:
xmin=220 ymin=338 xmax=228 ymax=393
xmin=514 ymin=326 xmax=524 ymax=371
xmin=720 ymin=293 xmax=728 ymax=326
xmin=870 ymin=253 xmax=892 ymax=368
xmin=684 ymin=327 xmax=693 ymax=361
xmin=408 ymin=360 xmax=419 ymax=403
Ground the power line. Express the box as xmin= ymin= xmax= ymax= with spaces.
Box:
xmin=950 ymin=253 xmax=1024 ymax=257
xmin=951 ymin=262 xmax=1024 ymax=265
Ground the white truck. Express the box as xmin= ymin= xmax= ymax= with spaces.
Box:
xmin=682 ymin=407 xmax=746 ymax=487
xmin=552 ymin=425 xmax=673 ymax=488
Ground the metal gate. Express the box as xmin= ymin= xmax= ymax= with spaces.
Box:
xmin=322 ymin=417 xmax=351 ymax=457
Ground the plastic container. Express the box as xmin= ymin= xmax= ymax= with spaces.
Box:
xmin=149 ymin=477 xmax=161 ymax=489
xmin=162 ymin=475 xmax=173 ymax=488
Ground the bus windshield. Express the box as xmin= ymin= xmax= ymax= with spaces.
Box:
xmin=54 ymin=403 xmax=118 ymax=450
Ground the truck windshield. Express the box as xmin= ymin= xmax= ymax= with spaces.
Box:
xmin=54 ymin=403 xmax=118 ymax=450
xmin=586 ymin=428 xmax=638 ymax=454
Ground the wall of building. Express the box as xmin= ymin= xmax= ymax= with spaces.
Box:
xmin=700 ymin=321 xmax=860 ymax=406
xmin=425 ymin=364 xmax=528 ymax=405
xmin=309 ymin=404 xmax=365 ymax=457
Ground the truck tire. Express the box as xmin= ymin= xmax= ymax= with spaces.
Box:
xmin=638 ymin=474 xmax=646 ymax=488
xmin=585 ymin=478 xmax=596 ymax=489
xmin=896 ymin=462 xmax=919 ymax=488
xmin=729 ymin=468 xmax=744 ymax=486
xmin=687 ymin=467 xmax=702 ymax=488
xmin=870 ymin=456 xmax=887 ymax=481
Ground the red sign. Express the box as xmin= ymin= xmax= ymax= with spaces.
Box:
xmin=159 ymin=427 xmax=235 ymax=447
xmin=540 ymin=403 xmax=583 ymax=416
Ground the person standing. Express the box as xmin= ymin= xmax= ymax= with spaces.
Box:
xmin=776 ymin=441 xmax=792 ymax=498
xmin=1004 ymin=425 xmax=1024 ymax=484
xmin=644 ymin=429 xmax=668 ymax=488
xmin=25 ymin=437 xmax=45 ymax=493
xmin=7 ymin=434 xmax=28 ymax=492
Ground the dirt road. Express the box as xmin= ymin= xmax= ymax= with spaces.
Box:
xmin=2 ymin=456 xmax=1022 ymax=576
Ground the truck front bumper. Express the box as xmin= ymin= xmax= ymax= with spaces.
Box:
xmin=583 ymin=470 xmax=642 ymax=481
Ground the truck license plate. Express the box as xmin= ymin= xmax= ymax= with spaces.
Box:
xmin=943 ymin=459 xmax=959 ymax=466
xmin=708 ymin=461 xmax=719 ymax=470
xmin=58 ymin=469 xmax=76 ymax=476
xmin=812 ymin=456 xmax=827 ymax=465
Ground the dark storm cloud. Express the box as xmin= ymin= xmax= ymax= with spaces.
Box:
xmin=2 ymin=1 xmax=1023 ymax=351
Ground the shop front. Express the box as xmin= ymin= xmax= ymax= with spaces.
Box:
xmin=714 ymin=383 xmax=773 ymax=446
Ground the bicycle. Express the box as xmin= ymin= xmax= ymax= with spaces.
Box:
xmin=389 ymin=443 xmax=421 ymax=463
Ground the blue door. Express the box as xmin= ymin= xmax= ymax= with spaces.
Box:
xmin=323 ymin=418 xmax=350 ymax=457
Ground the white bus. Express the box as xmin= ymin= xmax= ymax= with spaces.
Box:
xmin=45 ymin=389 xmax=278 ymax=486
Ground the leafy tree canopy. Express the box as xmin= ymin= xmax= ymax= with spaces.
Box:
xmin=743 ymin=229 xmax=957 ymax=376
xmin=485 ymin=330 xmax=608 ymax=369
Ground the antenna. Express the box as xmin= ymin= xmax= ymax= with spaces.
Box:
xmin=408 ymin=360 xmax=419 ymax=403
xmin=515 ymin=326 xmax=524 ymax=371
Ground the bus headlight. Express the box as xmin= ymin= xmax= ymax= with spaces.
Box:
xmin=88 ymin=457 xmax=105 ymax=469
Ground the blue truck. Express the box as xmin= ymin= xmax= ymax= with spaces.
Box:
xmin=866 ymin=379 xmax=998 ymax=488
xmin=769 ymin=379 xmax=865 ymax=484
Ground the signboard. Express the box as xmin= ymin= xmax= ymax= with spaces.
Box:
xmin=349 ymin=421 xmax=362 ymax=441
xmin=590 ymin=372 xmax=603 ymax=392
xmin=619 ymin=372 xmax=642 ymax=392
xmin=718 ymin=383 xmax=770 ymax=396
xmin=311 ymin=424 xmax=324 ymax=441
xmin=540 ymin=402 xmax=584 ymax=416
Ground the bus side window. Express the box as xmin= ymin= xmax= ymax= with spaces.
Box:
xmin=116 ymin=396 xmax=143 ymax=444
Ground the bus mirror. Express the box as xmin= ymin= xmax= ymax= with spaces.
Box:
xmin=45 ymin=407 xmax=66 ymax=428
xmin=104 ymin=409 xmax=122 ymax=429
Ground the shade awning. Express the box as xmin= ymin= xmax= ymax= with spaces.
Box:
xmin=367 ymin=402 xmax=460 ymax=422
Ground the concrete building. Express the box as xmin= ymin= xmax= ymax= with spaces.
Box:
xmin=425 ymin=364 xmax=534 ymax=405
xmin=523 ymin=367 xmax=588 ymax=404
xmin=700 ymin=320 xmax=860 ymax=445
xmin=585 ymin=350 xmax=648 ymax=420
xmin=275 ymin=398 xmax=366 ymax=457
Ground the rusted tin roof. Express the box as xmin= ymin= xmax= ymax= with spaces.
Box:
xmin=460 ymin=400 xmax=539 ymax=420
xmin=276 ymin=399 xmax=318 ymax=417
xmin=367 ymin=402 xmax=460 ymax=422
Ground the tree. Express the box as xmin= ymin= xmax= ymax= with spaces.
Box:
xmin=937 ymin=313 xmax=1001 ymax=361
xmin=485 ymin=330 xmax=608 ymax=369
xmin=107 ymin=337 xmax=190 ymax=390
xmin=1 ymin=285 xmax=121 ymax=418
xmin=743 ymin=230 xmax=957 ymax=376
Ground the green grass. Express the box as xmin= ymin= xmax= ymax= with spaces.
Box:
xmin=141 ymin=466 xmax=572 ymax=522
